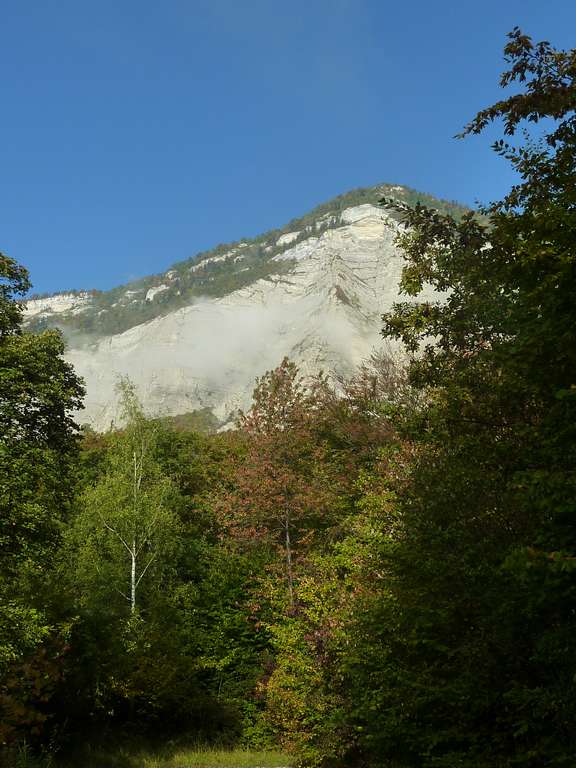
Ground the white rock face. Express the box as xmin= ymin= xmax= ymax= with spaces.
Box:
xmin=145 ymin=284 xmax=169 ymax=302
xmin=63 ymin=204 xmax=428 ymax=430
xmin=276 ymin=231 xmax=300 ymax=246
xmin=25 ymin=292 xmax=92 ymax=317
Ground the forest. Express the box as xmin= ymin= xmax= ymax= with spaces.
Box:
xmin=1 ymin=29 xmax=576 ymax=768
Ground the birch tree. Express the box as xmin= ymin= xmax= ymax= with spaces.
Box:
xmin=70 ymin=380 xmax=181 ymax=618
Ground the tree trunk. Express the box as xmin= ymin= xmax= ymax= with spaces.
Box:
xmin=131 ymin=538 xmax=136 ymax=613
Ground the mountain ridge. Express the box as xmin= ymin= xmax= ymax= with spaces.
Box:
xmin=24 ymin=183 xmax=466 ymax=430
xmin=24 ymin=183 xmax=467 ymax=340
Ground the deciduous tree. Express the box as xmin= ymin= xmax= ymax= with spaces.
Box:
xmin=68 ymin=380 xmax=181 ymax=618
xmin=344 ymin=28 xmax=576 ymax=767
xmin=218 ymin=359 xmax=342 ymax=610
xmin=0 ymin=253 xmax=84 ymax=747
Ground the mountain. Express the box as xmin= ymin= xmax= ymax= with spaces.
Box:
xmin=24 ymin=183 xmax=465 ymax=430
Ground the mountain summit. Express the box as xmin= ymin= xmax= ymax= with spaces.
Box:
xmin=24 ymin=184 xmax=464 ymax=429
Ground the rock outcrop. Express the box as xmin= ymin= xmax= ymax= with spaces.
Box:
xmin=25 ymin=201 xmax=435 ymax=430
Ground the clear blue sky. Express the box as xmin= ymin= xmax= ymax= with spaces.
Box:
xmin=1 ymin=0 xmax=574 ymax=295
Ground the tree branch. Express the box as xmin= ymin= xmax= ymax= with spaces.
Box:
xmin=135 ymin=552 xmax=157 ymax=588
xmin=101 ymin=518 xmax=134 ymax=556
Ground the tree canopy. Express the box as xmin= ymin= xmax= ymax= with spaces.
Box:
xmin=363 ymin=27 xmax=576 ymax=767
xmin=0 ymin=254 xmax=84 ymax=747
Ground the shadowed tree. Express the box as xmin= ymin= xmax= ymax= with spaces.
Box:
xmin=0 ymin=252 xmax=84 ymax=745
xmin=337 ymin=28 xmax=576 ymax=768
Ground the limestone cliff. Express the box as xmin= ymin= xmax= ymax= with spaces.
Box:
xmin=24 ymin=186 xmax=455 ymax=430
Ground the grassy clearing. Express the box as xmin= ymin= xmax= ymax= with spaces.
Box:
xmin=139 ymin=747 xmax=290 ymax=768
xmin=50 ymin=746 xmax=291 ymax=768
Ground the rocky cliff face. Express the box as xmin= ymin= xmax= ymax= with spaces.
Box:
xmin=24 ymin=191 xmax=446 ymax=430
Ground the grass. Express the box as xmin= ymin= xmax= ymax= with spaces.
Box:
xmin=51 ymin=745 xmax=291 ymax=768
xmin=139 ymin=747 xmax=290 ymax=767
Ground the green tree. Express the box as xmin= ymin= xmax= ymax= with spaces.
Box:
xmin=217 ymin=356 xmax=404 ymax=762
xmin=0 ymin=253 xmax=84 ymax=747
xmin=61 ymin=406 xmax=271 ymax=744
xmin=68 ymin=379 xmax=181 ymax=618
xmin=340 ymin=29 xmax=576 ymax=767
xmin=0 ymin=254 xmax=84 ymax=664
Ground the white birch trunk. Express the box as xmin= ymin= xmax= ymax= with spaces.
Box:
xmin=131 ymin=538 xmax=136 ymax=613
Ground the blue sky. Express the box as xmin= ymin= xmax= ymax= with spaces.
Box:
xmin=1 ymin=0 xmax=574 ymax=295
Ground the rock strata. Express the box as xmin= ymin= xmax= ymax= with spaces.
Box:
xmin=25 ymin=203 xmax=431 ymax=430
